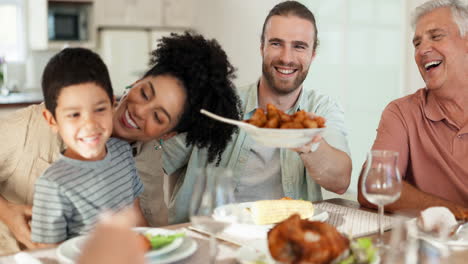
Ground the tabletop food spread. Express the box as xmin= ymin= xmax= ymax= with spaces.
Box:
xmin=1 ymin=199 xmax=467 ymax=264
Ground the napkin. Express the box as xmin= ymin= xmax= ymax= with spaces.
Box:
xmin=417 ymin=207 xmax=457 ymax=234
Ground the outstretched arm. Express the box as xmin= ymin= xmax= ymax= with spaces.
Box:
xmin=296 ymin=138 xmax=352 ymax=194
xmin=293 ymin=102 xmax=352 ymax=194
xmin=292 ymin=97 xmax=352 ymax=194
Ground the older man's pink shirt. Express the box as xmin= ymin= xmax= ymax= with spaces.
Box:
xmin=372 ymin=88 xmax=468 ymax=206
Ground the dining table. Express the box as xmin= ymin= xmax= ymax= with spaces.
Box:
xmin=0 ymin=198 xmax=467 ymax=264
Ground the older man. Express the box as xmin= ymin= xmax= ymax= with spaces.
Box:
xmin=358 ymin=0 xmax=468 ymax=220
xmin=163 ymin=1 xmax=352 ymax=224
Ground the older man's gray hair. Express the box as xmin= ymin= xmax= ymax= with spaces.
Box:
xmin=412 ymin=0 xmax=468 ymax=36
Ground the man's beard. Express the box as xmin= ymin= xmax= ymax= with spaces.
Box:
xmin=262 ymin=61 xmax=309 ymax=95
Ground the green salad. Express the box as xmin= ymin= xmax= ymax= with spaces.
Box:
xmin=145 ymin=233 xmax=185 ymax=249
xmin=338 ymin=238 xmax=377 ymax=264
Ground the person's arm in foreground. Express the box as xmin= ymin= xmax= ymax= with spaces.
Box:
xmin=292 ymin=105 xmax=352 ymax=194
xmin=77 ymin=209 xmax=145 ymax=264
xmin=0 ymin=195 xmax=60 ymax=249
xmin=0 ymin=196 xmax=37 ymax=249
xmin=0 ymin=108 xmax=40 ymax=249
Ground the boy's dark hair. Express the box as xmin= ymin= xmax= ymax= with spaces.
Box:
xmin=42 ymin=47 xmax=113 ymax=116
xmin=260 ymin=1 xmax=319 ymax=52
xmin=145 ymin=32 xmax=242 ymax=164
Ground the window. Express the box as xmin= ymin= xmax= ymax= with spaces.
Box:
xmin=0 ymin=0 xmax=25 ymax=62
xmin=301 ymin=0 xmax=405 ymax=199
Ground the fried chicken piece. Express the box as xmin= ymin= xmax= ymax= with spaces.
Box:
xmin=315 ymin=116 xmax=326 ymax=128
xmin=303 ymin=119 xmax=318 ymax=129
xmin=265 ymin=104 xmax=281 ymax=128
xmin=293 ymin=110 xmax=307 ymax=123
xmin=243 ymin=104 xmax=326 ymax=129
xmin=267 ymin=103 xmax=280 ymax=120
xmin=265 ymin=117 xmax=280 ymax=128
xmin=280 ymin=122 xmax=304 ymax=129
xmin=247 ymin=108 xmax=267 ymax=127
xmin=268 ymin=214 xmax=349 ymax=264
xmin=300 ymin=220 xmax=349 ymax=262
xmin=279 ymin=112 xmax=293 ymax=123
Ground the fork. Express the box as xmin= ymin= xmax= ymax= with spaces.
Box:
xmin=451 ymin=222 xmax=468 ymax=239
xmin=200 ymin=109 xmax=258 ymax=130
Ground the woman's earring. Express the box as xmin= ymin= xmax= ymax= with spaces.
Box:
xmin=123 ymin=85 xmax=132 ymax=97
xmin=154 ymin=139 xmax=164 ymax=150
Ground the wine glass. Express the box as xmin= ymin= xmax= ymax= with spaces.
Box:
xmin=189 ymin=167 xmax=237 ymax=264
xmin=361 ymin=150 xmax=402 ymax=248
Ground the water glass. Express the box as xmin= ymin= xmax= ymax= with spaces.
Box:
xmin=189 ymin=167 xmax=236 ymax=264
xmin=361 ymin=150 xmax=402 ymax=247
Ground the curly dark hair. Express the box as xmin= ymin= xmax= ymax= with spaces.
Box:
xmin=143 ymin=32 xmax=242 ymax=164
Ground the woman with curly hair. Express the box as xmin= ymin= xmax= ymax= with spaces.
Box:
xmin=0 ymin=32 xmax=242 ymax=254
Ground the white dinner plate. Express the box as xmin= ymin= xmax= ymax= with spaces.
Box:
xmin=57 ymin=228 xmax=197 ymax=264
xmin=235 ymin=242 xmax=381 ymax=264
xmin=235 ymin=242 xmax=275 ymax=264
xmin=70 ymin=236 xmax=87 ymax=257
xmin=201 ymin=109 xmax=326 ymax=148
xmin=213 ymin=202 xmax=328 ymax=227
xmin=57 ymin=236 xmax=81 ymax=264
xmin=145 ymin=236 xmax=198 ymax=264
xmin=67 ymin=228 xmax=184 ymax=259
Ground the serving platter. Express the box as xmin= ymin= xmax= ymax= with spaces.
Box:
xmin=201 ymin=109 xmax=325 ymax=148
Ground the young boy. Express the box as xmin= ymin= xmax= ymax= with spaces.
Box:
xmin=31 ymin=48 xmax=147 ymax=245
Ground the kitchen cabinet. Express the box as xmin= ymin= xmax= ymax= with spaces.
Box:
xmin=94 ymin=0 xmax=163 ymax=27
xmin=28 ymin=0 xmax=96 ymax=50
xmin=27 ymin=0 xmax=193 ymax=50
xmin=94 ymin=0 xmax=193 ymax=28
xmin=99 ymin=29 xmax=149 ymax=96
xmin=48 ymin=0 xmax=92 ymax=2
xmin=162 ymin=0 xmax=194 ymax=27
xmin=28 ymin=0 xmax=48 ymax=50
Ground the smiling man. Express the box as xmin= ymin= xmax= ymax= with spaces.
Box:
xmin=163 ymin=1 xmax=352 ymax=224
xmin=358 ymin=0 xmax=468 ymax=220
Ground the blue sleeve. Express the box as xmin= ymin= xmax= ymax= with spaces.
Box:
xmin=313 ymin=95 xmax=351 ymax=158
xmin=31 ymin=176 xmax=72 ymax=243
